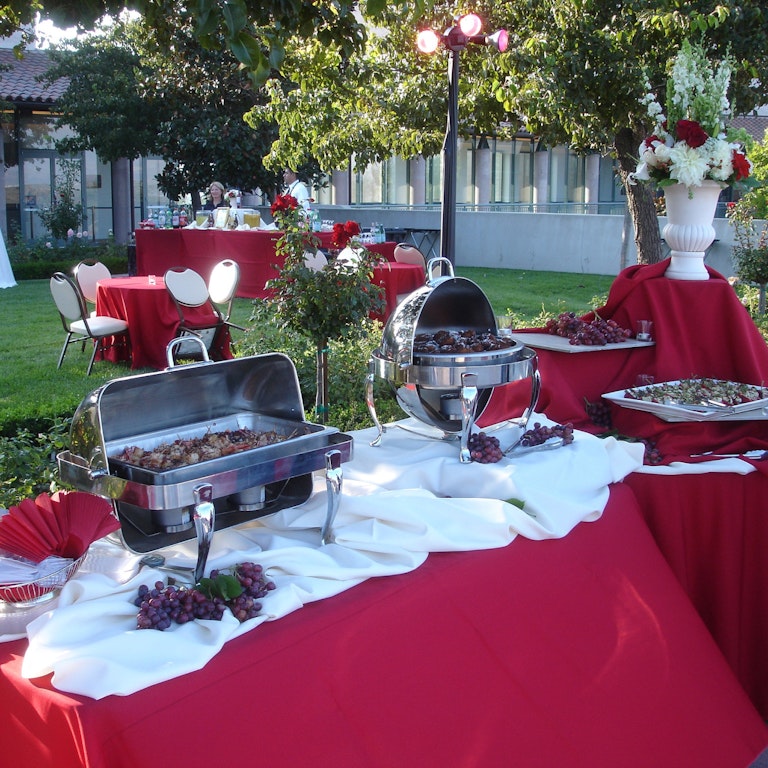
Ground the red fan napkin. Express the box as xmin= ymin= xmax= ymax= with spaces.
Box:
xmin=0 ymin=491 xmax=120 ymax=563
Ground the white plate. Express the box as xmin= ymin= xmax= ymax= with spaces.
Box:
xmin=603 ymin=379 xmax=768 ymax=422
xmin=518 ymin=332 xmax=655 ymax=354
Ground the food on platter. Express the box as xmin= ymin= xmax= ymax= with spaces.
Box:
xmin=625 ymin=378 xmax=767 ymax=408
xmin=545 ymin=312 xmax=632 ymax=345
xmin=112 ymin=428 xmax=293 ymax=471
xmin=412 ymin=329 xmax=516 ymax=355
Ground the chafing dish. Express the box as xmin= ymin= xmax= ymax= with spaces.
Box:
xmin=58 ymin=353 xmax=352 ymax=578
xmin=367 ymin=258 xmax=539 ymax=460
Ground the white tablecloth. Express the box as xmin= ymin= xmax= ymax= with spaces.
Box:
xmin=14 ymin=417 xmax=643 ymax=698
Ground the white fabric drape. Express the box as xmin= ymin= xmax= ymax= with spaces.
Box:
xmin=0 ymin=229 xmax=16 ymax=289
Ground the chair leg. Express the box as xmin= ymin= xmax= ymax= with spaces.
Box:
xmin=58 ymin=332 xmax=73 ymax=369
xmin=86 ymin=339 xmax=100 ymax=376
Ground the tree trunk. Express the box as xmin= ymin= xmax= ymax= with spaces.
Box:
xmin=315 ymin=341 xmax=329 ymax=425
xmin=614 ymin=127 xmax=664 ymax=265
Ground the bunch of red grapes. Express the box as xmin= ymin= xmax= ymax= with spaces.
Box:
xmin=546 ymin=312 xmax=632 ymax=346
xmin=134 ymin=562 xmax=275 ymax=631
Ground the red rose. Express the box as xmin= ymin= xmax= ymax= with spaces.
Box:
xmin=731 ymin=150 xmax=751 ymax=181
xmin=343 ymin=221 xmax=360 ymax=237
xmin=270 ymin=194 xmax=299 ymax=216
xmin=675 ymin=119 xmax=708 ymax=148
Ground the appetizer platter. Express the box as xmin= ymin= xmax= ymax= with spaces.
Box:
xmin=602 ymin=378 xmax=768 ymax=422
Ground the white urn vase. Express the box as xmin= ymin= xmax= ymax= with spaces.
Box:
xmin=663 ymin=179 xmax=724 ymax=280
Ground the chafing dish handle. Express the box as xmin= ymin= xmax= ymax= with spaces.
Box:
xmin=321 ymin=450 xmax=343 ymax=546
xmin=459 ymin=373 xmax=479 ymax=464
xmin=193 ymin=483 xmax=215 ymax=582
xmin=366 ymin=358 xmax=385 ymax=447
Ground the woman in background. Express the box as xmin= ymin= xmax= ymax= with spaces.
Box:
xmin=202 ymin=182 xmax=226 ymax=211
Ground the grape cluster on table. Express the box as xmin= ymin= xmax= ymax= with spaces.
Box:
xmin=134 ymin=561 xmax=275 ymax=631
xmin=519 ymin=422 xmax=575 ymax=447
xmin=545 ymin=312 xmax=632 ymax=346
xmin=584 ymin=398 xmax=613 ymax=429
xmin=467 ymin=431 xmax=504 ymax=463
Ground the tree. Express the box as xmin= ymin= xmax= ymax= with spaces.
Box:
xmin=246 ymin=2 xmax=768 ymax=265
xmin=41 ymin=9 xmax=281 ymax=201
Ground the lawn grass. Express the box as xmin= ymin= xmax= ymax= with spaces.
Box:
xmin=0 ymin=268 xmax=614 ymax=435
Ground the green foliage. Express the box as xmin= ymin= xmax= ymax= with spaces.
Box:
xmin=0 ymin=420 xmax=69 ymax=509
xmin=36 ymin=160 xmax=84 ymax=240
xmin=726 ymin=195 xmax=768 ymax=294
xmin=8 ymin=239 xmax=128 ymax=280
xmin=267 ymin=200 xmax=385 ymax=349
xmin=238 ymin=300 xmax=399 ymax=431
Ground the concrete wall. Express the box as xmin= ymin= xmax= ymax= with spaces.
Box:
xmin=258 ymin=205 xmax=739 ymax=278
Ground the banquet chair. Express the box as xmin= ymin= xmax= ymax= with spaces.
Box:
xmin=74 ymin=260 xmax=112 ymax=316
xmin=49 ymin=272 xmax=130 ymax=376
xmin=164 ymin=267 xmax=225 ymax=361
xmin=208 ymin=259 xmax=245 ymax=333
xmin=303 ymin=249 xmax=328 ymax=272
xmin=394 ymin=244 xmax=427 ymax=275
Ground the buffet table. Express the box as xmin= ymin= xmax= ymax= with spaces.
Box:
xmin=482 ymin=260 xmax=768 ymax=717
xmin=2 ymin=489 xmax=766 ymax=767
xmin=96 ymin=276 xmax=232 ymax=370
xmin=135 ymin=228 xmax=399 ymax=300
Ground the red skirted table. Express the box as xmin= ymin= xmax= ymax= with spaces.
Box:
xmin=1 ymin=485 xmax=766 ymax=768
xmin=135 ymin=229 xmax=399 ymax=299
xmin=96 ymin=276 xmax=232 ymax=370
xmin=481 ymin=261 xmax=768 ymax=717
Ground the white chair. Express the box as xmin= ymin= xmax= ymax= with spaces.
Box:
xmin=394 ymin=244 xmax=427 ymax=275
xmin=164 ymin=267 xmax=224 ymax=361
xmin=208 ymin=259 xmax=245 ymax=332
xmin=74 ymin=259 xmax=111 ymax=316
xmin=303 ymin=250 xmax=328 ymax=272
xmin=49 ymin=272 xmax=130 ymax=375
xmin=336 ymin=246 xmax=362 ymax=268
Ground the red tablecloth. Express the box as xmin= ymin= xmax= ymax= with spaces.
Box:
xmin=371 ymin=261 xmax=425 ymax=321
xmin=624 ymin=469 xmax=768 ymax=719
xmin=1 ymin=485 xmax=766 ymax=768
xmin=481 ymin=261 xmax=768 ymax=718
xmin=96 ymin=276 xmax=231 ymax=370
xmin=135 ymin=229 xmax=399 ymax=299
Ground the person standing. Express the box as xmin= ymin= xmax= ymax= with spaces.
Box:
xmin=282 ymin=169 xmax=310 ymax=210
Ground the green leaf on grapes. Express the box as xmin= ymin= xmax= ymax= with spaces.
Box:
xmin=197 ymin=573 xmax=243 ymax=600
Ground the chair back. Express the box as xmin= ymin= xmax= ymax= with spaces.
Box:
xmin=164 ymin=267 xmax=212 ymax=309
xmin=74 ymin=260 xmax=111 ymax=306
xmin=50 ymin=272 xmax=87 ymax=326
xmin=303 ymin=250 xmax=328 ymax=272
xmin=394 ymin=244 xmax=427 ymax=273
xmin=208 ymin=259 xmax=240 ymax=319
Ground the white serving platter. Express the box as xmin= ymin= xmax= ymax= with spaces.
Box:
xmin=516 ymin=333 xmax=655 ymax=354
xmin=602 ymin=379 xmax=768 ymax=422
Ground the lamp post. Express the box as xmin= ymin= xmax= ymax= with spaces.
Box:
xmin=417 ymin=16 xmax=508 ymax=265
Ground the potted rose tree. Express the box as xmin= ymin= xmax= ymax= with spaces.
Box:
xmin=267 ymin=195 xmax=385 ymax=423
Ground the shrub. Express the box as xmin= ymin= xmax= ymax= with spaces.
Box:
xmin=0 ymin=419 xmax=70 ymax=508
xmin=239 ymin=301 xmax=401 ymax=432
xmin=8 ymin=238 xmax=129 ymax=280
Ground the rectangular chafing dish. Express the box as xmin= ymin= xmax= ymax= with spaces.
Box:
xmin=58 ymin=353 xmax=353 ymax=555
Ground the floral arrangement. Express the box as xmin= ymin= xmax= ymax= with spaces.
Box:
xmin=633 ymin=40 xmax=752 ymax=190
xmin=331 ymin=220 xmax=361 ymax=250
xmin=227 ymin=189 xmax=242 ymax=206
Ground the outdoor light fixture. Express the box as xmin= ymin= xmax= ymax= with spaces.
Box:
xmin=417 ymin=14 xmax=508 ymax=264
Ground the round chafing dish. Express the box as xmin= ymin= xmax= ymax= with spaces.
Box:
xmin=367 ymin=259 xmax=540 ymax=460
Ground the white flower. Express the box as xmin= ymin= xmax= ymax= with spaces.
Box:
xmin=668 ymin=143 xmax=710 ymax=187
xmin=707 ymin=138 xmax=735 ymax=181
